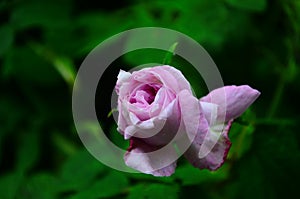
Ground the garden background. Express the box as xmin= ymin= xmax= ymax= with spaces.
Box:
xmin=0 ymin=0 xmax=299 ymax=198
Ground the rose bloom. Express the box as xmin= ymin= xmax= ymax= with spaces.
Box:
xmin=115 ymin=65 xmax=260 ymax=176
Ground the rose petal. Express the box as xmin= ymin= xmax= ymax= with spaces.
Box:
xmin=169 ymin=90 xmax=203 ymax=163
xmin=184 ymin=118 xmax=233 ymax=170
xmin=143 ymin=66 xmax=192 ymax=93
xmin=116 ymin=70 xmax=131 ymax=94
xmin=142 ymin=100 xmax=180 ymax=145
xmin=199 ymin=101 xmax=218 ymax=126
xmin=160 ymin=65 xmax=192 ymax=92
xmin=200 ymin=85 xmax=260 ymax=122
xmin=124 ymin=99 xmax=178 ymax=143
xmin=124 ymin=138 xmax=177 ymax=176
xmin=177 ymin=90 xmax=201 ymax=142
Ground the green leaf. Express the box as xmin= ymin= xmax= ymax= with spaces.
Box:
xmin=74 ymin=12 xmax=132 ymax=56
xmin=227 ymin=123 xmax=255 ymax=159
xmin=16 ymin=132 xmax=40 ymax=172
xmin=68 ymin=171 xmax=129 ymax=199
xmin=29 ymin=43 xmax=76 ymax=86
xmin=109 ymin=124 xmax=129 ymax=150
xmin=60 ymin=149 xmax=106 ymax=191
xmin=19 ymin=173 xmax=60 ymax=199
xmin=163 ymin=42 xmax=178 ymax=65
xmin=234 ymin=156 xmax=266 ymax=199
xmin=0 ymin=172 xmax=23 ymax=199
xmin=124 ymin=27 xmax=178 ymax=65
xmin=0 ymin=25 xmax=14 ymax=56
xmin=128 ymin=172 xmax=174 ymax=184
xmin=126 ymin=0 xmax=253 ymax=53
xmin=226 ymin=0 xmax=267 ymax=12
xmin=2 ymin=47 xmax=62 ymax=84
xmin=174 ymin=163 xmax=229 ymax=186
xmin=10 ymin=1 xmax=71 ymax=29
xmin=127 ymin=183 xmax=179 ymax=199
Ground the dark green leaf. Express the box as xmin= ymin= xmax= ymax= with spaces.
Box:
xmin=2 ymin=47 xmax=62 ymax=84
xmin=18 ymin=173 xmax=60 ymax=199
xmin=128 ymin=172 xmax=174 ymax=183
xmin=174 ymin=163 xmax=229 ymax=186
xmin=109 ymin=124 xmax=129 ymax=150
xmin=29 ymin=43 xmax=76 ymax=85
xmin=127 ymin=183 xmax=179 ymax=199
xmin=60 ymin=149 xmax=106 ymax=191
xmin=74 ymin=12 xmax=131 ymax=56
xmin=0 ymin=172 xmax=23 ymax=199
xmin=226 ymin=0 xmax=267 ymax=12
xmin=163 ymin=42 xmax=178 ymax=65
xmin=10 ymin=1 xmax=71 ymax=29
xmin=227 ymin=123 xmax=255 ymax=159
xmin=68 ymin=171 xmax=129 ymax=199
xmin=16 ymin=132 xmax=40 ymax=172
xmin=0 ymin=25 xmax=14 ymax=56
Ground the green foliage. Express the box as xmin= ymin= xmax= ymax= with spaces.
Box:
xmin=60 ymin=149 xmax=106 ymax=191
xmin=68 ymin=171 xmax=129 ymax=199
xmin=127 ymin=183 xmax=179 ymax=199
xmin=226 ymin=0 xmax=267 ymax=12
xmin=16 ymin=132 xmax=40 ymax=172
xmin=0 ymin=0 xmax=299 ymax=198
xmin=163 ymin=42 xmax=178 ymax=65
xmin=0 ymin=25 xmax=14 ymax=56
xmin=0 ymin=172 xmax=23 ymax=199
xmin=2 ymin=47 xmax=62 ymax=84
xmin=174 ymin=163 xmax=229 ymax=186
xmin=21 ymin=173 xmax=61 ymax=199
xmin=11 ymin=1 xmax=71 ymax=29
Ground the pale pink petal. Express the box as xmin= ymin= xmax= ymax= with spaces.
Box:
xmin=116 ymin=70 xmax=131 ymax=94
xmin=199 ymin=101 xmax=218 ymax=126
xmin=159 ymin=65 xmax=192 ymax=92
xmin=149 ymin=68 xmax=181 ymax=92
xmin=116 ymin=99 xmax=127 ymax=134
xmin=135 ymin=65 xmax=191 ymax=93
xmin=184 ymin=119 xmax=233 ymax=170
xmin=124 ymin=117 xmax=161 ymax=140
xmin=143 ymin=99 xmax=180 ymax=146
xmin=177 ymin=90 xmax=201 ymax=142
xmin=200 ymin=85 xmax=260 ymax=122
xmin=123 ymin=99 xmax=179 ymax=144
xmin=124 ymin=138 xmax=177 ymax=176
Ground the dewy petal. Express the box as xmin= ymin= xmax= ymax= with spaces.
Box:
xmin=200 ymin=85 xmax=260 ymax=122
xmin=184 ymin=117 xmax=233 ymax=171
xmin=124 ymin=138 xmax=177 ymax=176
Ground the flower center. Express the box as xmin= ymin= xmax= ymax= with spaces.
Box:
xmin=130 ymin=84 xmax=160 ymax=105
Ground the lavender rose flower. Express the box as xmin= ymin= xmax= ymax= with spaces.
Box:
xmin=115 ymin=65 xmax=260 ymax=176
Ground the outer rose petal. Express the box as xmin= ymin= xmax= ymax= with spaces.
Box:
xmin=116 ymin=70 xmax=131 ymax=94
xmin=200 ymin=85 xmax=260 ymax=122
xmin=184 ymin=116 xmax=233 ymax=170
xmin=155 ymin=65 xmax=192 ymax=92
xmin=185 ymin=85 xmax=260 ymax=171
xmin=177 ymin=90 xmax=201 ymax=143
xmin=124 ymin=138 xmax=177 ymax=176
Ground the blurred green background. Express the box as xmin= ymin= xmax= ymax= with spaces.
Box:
xmin=1 ymin=0 xmax=299 ymax=198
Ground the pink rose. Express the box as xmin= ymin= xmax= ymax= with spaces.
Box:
xmin=115 ymin=65 xmax=260 ymax=176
